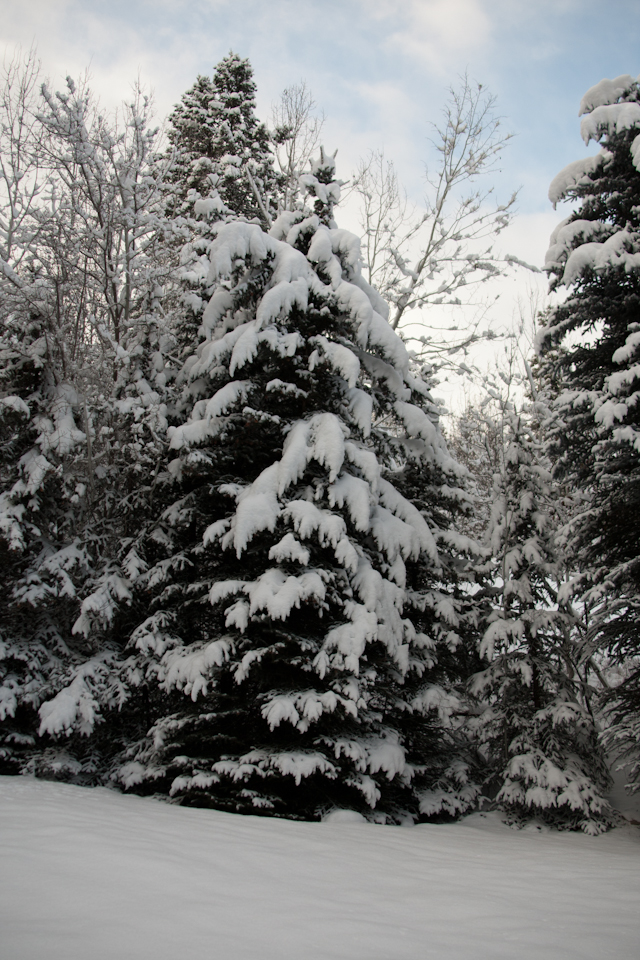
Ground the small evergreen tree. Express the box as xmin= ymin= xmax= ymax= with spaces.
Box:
xmin=0 ymin=314 xmax=173 ymax=781
xmin=113 ymin=151 xmax=481 ymax=821
xmin=0 ymin=307 xmax=93 ymax=775
xmin=470 ymin=405 xmax=612 ymax=832
xmin=539 ymin=74 xmax=640 ymax=795
xmin=447 ymin=403 xmax=503 ymax=544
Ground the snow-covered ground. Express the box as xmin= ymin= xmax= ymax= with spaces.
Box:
xmin=1 ymin=776 xmax=639 ymax=960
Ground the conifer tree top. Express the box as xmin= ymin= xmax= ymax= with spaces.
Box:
xmin=167 ymin=53 xmax=263 ymax=154
xmin=167 ymin=53 xmax=277 ymax=224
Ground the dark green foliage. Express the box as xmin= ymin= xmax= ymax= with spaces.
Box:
xmin=539 ymin=78 xmax=640 ymax=794
xmin=113 ymin=159 xmax=482 ymax=822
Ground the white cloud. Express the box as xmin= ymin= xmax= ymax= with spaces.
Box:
xmin=500 ymin=209 xmax=560 ymax=270
xmin=0 ymin=0 xmax=233 ymax=117
xmin=0 ymin=0 xmax=72 ymax=46
xmin=361 ymin=0 xmax=492 ymax=73
xmin=344 ymin=79 xmax=417 ymax=168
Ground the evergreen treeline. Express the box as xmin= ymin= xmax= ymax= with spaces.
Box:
xmin=0 ymin=52 xmax=638 ymax=831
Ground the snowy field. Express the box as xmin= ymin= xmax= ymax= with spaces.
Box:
xmin=1 ymin=776 xmax=639 ymax=960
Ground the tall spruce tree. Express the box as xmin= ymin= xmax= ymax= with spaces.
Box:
xmin=167 ymin=52 xmax=278 ymax=223
xmin=111 ymin=150 xmax=482 ymax=822
xmin=539 ymin=74 xmax=640 ymax=795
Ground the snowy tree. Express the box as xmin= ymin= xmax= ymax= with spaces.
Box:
xmin=35 ymin=76 xmax=173 ymax=364
xmin=0 ymin=300 xmax=94 ymax=774
xmin=539 ymin=73 xmax=640 ymax=796
xmin=110 ymin=149 xmax=482 ymax=821
xmin=0 ymin=58 xmax=175 ymax=778
xmin=446 ymin=289 xmax=549 ymax=543
xmin=271 ymin=81 xmax=325 ymax=212
xmin=447 ymin=403 xmax=503 ymax=543
xmin=167 ymin=53 xmax=278 ymax=227
xmin=165 ymin=54 xmax=279 ymax=356
xmin=468 ymin=403 xmax=612 ymax=833
xmin=0 ymin=54 xmax=90 ymax=773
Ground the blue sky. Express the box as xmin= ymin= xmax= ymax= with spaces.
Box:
xmin=2 ymin=0 xmax=639 ymax=392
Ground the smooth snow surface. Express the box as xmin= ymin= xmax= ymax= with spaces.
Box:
xmin=1 ymin=778 xmax=639 ymax=960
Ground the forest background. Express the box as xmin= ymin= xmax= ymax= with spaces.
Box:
xmin=2 ymin=0 xmax=640 ymax=834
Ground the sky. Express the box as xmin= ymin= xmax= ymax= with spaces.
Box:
xmin=2 ymin=0 xmax=639 ymax=398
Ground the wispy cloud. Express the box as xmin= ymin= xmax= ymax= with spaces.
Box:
xmin=1 ymin=0 xmax=638 ymax=233
xmin=360 ymin=0 xmax=492 ymax=74
xmin=0 ymin=0 xmax=233 ymax=114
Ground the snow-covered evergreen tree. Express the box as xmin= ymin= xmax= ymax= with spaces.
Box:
xmin=470 ymin=405 xmax=612 ymax=832
xmin=539 ymin=74 xmax=640 ymax=796
xmin=0 ymin=307 xmax=173 ymax=781
xmin=447 ymin=404 xmax=504 ymax=544
xmin=0 ymin=304 xmax=94 ymax=774
xmin=112 ymin=150 xmax=481 ymax=821
xmin=165 ymin=53 xmax=279 ymax=356
xmin=167 ymin=52 xmax=278 ymax=225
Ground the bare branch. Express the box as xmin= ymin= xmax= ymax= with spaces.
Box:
xmin=271 ymin=81 xmax=325 ymax=210
xmin=352 ymin=75 xmax=519 ymax=358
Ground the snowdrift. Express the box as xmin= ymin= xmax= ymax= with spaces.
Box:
xmin=1 ymin=776 xmax=639 ymax=959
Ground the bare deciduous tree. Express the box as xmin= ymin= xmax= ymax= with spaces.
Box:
xmin=0 ymin=47 xmax=48 ymax=271
xmin=355 ymin=150 xmax=409 ymax=293
xmin=38 ymin=76 xmax=171 ymax=353
xmin=353 ymin=76 xmax=518 ymax=343
xmin=271 ymin=81 xmax=325 ymax=210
